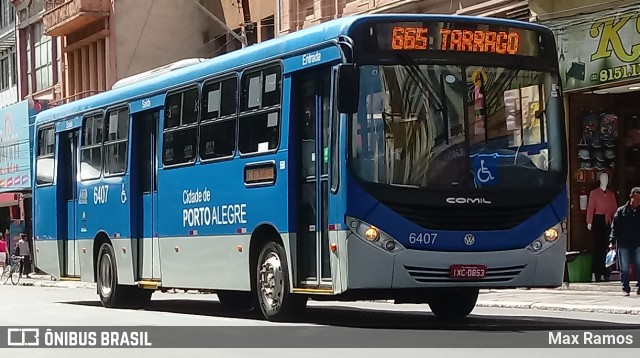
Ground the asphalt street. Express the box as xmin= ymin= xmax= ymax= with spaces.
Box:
xmin=1 ymin=284 xmax=639 ymax=357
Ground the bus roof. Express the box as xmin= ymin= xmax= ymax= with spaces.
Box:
xmin=35 ymin=14 xmax=549 ymax=126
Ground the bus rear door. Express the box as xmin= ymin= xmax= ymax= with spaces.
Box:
xmin=58 ymin=128 xmax=80 ymax=277
xmin=294 ymin=70 xmax=332 ymax=287
xmin=131 ymin=110 xmax=161 ymax=281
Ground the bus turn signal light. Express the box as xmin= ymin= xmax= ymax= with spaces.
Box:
xmin=330 ymin=243 xmax=337 ymax=252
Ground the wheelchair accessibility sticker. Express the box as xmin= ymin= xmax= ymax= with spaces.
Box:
xmin=471 ymin=154 xmax=498 ymax=186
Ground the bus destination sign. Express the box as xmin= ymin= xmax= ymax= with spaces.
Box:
xmin=366 ymin=21 xmax=539 ymax=56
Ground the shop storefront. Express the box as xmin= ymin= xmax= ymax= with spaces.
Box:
xmin=548 ymin=4 xmax=640 ymax=281
xmin=0 ymin=100 xmax=37 ymax=256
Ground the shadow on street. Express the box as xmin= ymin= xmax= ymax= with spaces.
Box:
xmin=62 ymin=296 xmax=640 ymax=331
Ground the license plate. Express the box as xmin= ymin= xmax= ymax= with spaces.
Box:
xmin=450 ymin=265 xmax=487 ymax=279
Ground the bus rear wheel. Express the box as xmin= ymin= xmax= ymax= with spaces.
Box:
xmin=97 ymin=243 xmax=129 ymax=308
xmin=428 ymin=288 xmax=479 ymax=319
xmin=255 ymin=242 xmax=306 ymax=321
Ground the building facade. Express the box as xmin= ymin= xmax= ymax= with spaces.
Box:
xmin=277 ymin=0 xmax=532 ymax=35
xmin=531 ymin=0 xmax=639 ymax=280
xmin=0 ymin=0 xmax=17 ymax=109
xmin=7 ymin=0 xmax=274 ymax=107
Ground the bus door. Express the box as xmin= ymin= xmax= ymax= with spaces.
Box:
xmin=294 ymin=70 xmax=332 ymax=286
xmin=131 ymin=110 xmax=160 ymax=280
xmin=58 ymin=128 xmax=80 ymax=277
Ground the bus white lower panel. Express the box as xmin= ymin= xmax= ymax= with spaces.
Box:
xmin=158 ymin=234 xmax=252 ymax=290
xmin=34 ymin=240 xmax=61 ymax=279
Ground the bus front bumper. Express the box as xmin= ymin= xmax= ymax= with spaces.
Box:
xmin=344 ymin=230 xmax=566 ymax=290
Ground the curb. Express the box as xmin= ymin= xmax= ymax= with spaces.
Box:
xmin=476 ymin=301 xmax=640 ymax=315
xmin=16 ymin=280 xmax=95 ymax=290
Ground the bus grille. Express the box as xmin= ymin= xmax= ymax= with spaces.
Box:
xmin=382 ymin=202 xmax=542 ymax=231
xmin=404 ymin=264 xmax=526 ymax=283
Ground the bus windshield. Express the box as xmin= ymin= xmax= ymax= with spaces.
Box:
xmin=349 ymin=63 xmax=564 ymax=191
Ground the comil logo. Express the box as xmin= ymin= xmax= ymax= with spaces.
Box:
xmin=7 ymin=328 xmax=40 ymax=346
xmin=446 ymin=197 xmax=492 ymax=204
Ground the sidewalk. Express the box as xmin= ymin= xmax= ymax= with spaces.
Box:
xmin=11 ymin=274 xmax=640 ymax=315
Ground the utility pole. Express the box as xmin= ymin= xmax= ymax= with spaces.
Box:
xmin=240 ymin=0 xmax=255 ymax=46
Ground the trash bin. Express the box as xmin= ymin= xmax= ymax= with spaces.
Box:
xmin=567 ymin=252 xmax=592 ymax=282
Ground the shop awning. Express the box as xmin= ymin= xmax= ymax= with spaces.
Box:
xmin=0 ymin=193 xmax=19 ymax=207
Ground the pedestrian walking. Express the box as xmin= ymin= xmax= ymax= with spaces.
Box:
xmin=609 ymin=187 xmax=640 ymax=296
xmin=0 ymin=234 xmax=8 ymax=272
xmin=14 ymin=233 xmax=32 ymax=278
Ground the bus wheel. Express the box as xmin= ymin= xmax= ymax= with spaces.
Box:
xmin=97 ymin=243 xmax=127 ymax=308
xmin=256 ymin=242 xmax=306 ymax=321
xmin=216 ymin=290 xmax=253 ymax=311
xmin=428 ymin=288 xmax=479 ymax=319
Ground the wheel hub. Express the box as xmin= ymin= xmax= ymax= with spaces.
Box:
xmin=99 ymin=253 xmax=113 ymax=297
xmin=259 ymin=252 xmax=284 ymax=313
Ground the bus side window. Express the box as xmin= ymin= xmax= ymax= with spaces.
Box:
xmin=162 ymin=87 xmax=199 ymax=166
xmin=36 ymin=127 xmax=55 ymax=185
xmin=200 ymin=76 xmax=237 ymax=160
xmin=80 ymin=114 xmax=104 ymax=181
xmin=104 ymin=108 xmax=130 ymax=175
xmin=239 ymin=64 xmax=282 ymax=154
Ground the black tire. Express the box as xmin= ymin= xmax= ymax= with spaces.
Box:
xmin=10 ymin=264 xmax=21 ymax=286
xmin=96 ymin=243 xmax=130 ymax=308
xmin=217 ymin=290 xmax=253 ymax=311
xmin=428 ymin=288 xmax=479 ymax=319
xmin=1 ymin=266 xmax=10 ymax=285
xmin=255 ymin=242 xmax=306 ymax=321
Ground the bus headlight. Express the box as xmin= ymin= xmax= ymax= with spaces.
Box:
xmin=364 ymin=227 xmax=379 ymax=241
xmin=544 ymin=228 xmax=559 ymax=242
xmin=347 ymin=217 xmax=404 ymax=253
xmin=527 ymin=223 xmax=564 ymax=254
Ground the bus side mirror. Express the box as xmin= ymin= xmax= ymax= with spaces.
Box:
xmin=336 ymin=64 xmax=359 ymax=114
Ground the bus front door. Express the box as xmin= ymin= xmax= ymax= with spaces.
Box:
xmin=58 ymin=129 xmax=79 ymax=277
xmin=131 ymin=110 xmax=160 ymax=281
xmin=295 ymin=70 xmax=332 ymax=287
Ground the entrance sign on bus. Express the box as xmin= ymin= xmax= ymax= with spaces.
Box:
xmin=283 ymin=46 xmax=341 ymax=72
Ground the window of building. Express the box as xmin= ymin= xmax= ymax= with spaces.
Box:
xmin=0 ymin=0 xmax=15 ymax=29
xmin=81 ymin=114 xmax=104 ymax=180
xmin=239 ymin=64 xmax=281 ymax=154
xmin=36 ymin=126 xmax=55 ymax=185
xmin=0 ymin=55 xmax=9 ymax=90
xmin=33 ymin=22 xmax=52 ymax=91
xmin=10 ymin=51 xmax=15 ymax=86
xmin=163 ymin=87 xmax=199 ymax=166
xmin=104 ymin=108 xmax=130 ymax=175
xmin=260 ymin=16 xmax=275 ymax=42
xmin=200 ymin=76 xmax=237 ymax=160
xmin=25 ymin=29 xmax=31 ymax=94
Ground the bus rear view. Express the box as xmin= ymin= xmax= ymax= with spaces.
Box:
xmin=336 ymin=17 xmax=566 ymax=318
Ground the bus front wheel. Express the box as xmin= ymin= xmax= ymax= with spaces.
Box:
xmin=255 ymin=242 xmax=306 ymax=321
xmin=428 ymin=288 xmax=479 ymax=319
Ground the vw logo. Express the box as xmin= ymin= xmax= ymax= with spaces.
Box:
xmin=464 ymin=234 xmax=475 ymax=246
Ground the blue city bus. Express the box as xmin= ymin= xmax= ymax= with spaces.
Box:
xmin=32 ymin=14 xmax=567 ymax=321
